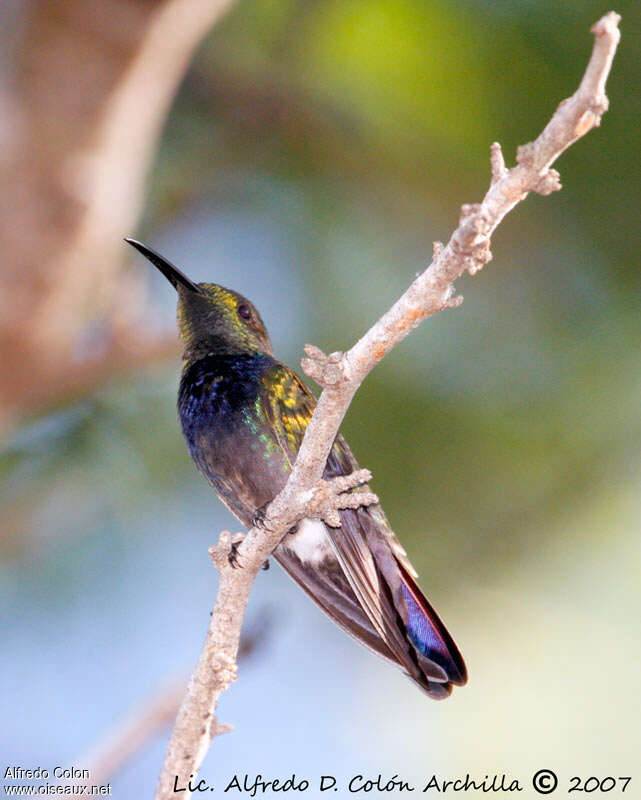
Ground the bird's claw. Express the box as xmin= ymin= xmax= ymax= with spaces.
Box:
xmin=228 ymin=540 xmax=242 ymax=568
xmin=252 ymin=503 xmax=269 ymax=529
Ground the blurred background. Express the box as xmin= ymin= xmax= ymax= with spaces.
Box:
xmin=1 ymin=0 xmax=639 ymax=797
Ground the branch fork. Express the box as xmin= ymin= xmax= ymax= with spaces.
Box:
xmin=305 ymin=470 xmax=378 ymax=528
xmin=301 ymin=344 xmax=348 ymax=388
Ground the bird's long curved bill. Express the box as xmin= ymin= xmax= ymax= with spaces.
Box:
xmin=124 ymin=238 xmax=203 ymax=294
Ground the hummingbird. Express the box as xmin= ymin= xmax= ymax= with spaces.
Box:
xmin=126 ymin=238 xmax=467 ymax=699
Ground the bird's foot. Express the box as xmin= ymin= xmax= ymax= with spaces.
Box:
xmin=228 ymin=539 xmax=242 ymax=568
xmin=262 ymin=559 xmax=270 ymax=571
xmin=209 ymin=531 xmax=245 ymax=572
xmin=253 ymin=503 xmax=299 ymax=536
xmin=252 ymin=503 xmax=269 ymax=529
xmin=308 ymin=469 xmax=378 ymax=527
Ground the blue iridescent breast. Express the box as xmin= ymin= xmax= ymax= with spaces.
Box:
xmin=178 ymin=353 xmax=272 ymax=447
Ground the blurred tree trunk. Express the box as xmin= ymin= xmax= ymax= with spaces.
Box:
xmin=0 ymin=0 xmax=234 ymax=433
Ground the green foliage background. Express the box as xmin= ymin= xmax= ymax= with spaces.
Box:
xmin=2 ymin=1 xmax=639 ymax=794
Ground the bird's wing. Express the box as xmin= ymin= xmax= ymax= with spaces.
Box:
xmin=259 ymin=362 xmax=419 ymax=571
xmin=260 ymin=364 xmax=400 ymax=636
xmin=261 ymin=363 xmax=466 ymax=696
xmin=272 ymin=544 xmax=398 ymax=664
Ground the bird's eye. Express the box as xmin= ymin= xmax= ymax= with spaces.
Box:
xmin=237 ymin=303 xmax=252 ymax=321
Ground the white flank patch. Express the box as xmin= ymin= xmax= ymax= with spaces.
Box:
xmin=285 ymin=518 xmax=333 ymax=565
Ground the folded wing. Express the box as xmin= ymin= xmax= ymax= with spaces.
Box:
xmin=263 ymin=362 xmax=467 ymax=697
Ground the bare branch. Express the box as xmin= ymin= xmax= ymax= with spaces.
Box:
xmin=155 ymin=13 xmax=621 ymax=799
xmin=156 ymin=468 xmax=377 ymax=797
xmin=490 ymin=142 xmax=507 ymax=184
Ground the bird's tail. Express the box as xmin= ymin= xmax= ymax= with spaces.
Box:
xmin=396 ymin=561 xmax=467 ymax=697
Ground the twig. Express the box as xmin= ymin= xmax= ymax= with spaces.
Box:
xmin=155 ymin=13 xmax=621 ymax=799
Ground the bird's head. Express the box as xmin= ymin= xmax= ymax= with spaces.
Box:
xmin=126 ymin=239 xmax=272 ymax=360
